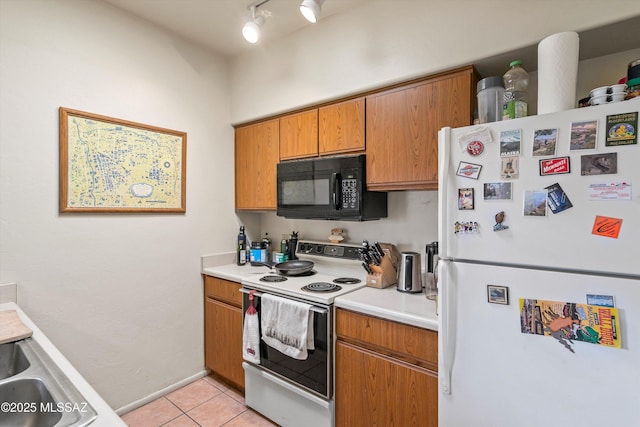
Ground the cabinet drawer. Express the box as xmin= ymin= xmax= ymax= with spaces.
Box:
xmin=336 ymin=308 xmax=437 ymax=369
xmin=204 ymin=276 xmax=242 ymax=307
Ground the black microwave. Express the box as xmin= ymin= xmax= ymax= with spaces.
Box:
xmin=276 ymin=155 xmax=387 ymax=221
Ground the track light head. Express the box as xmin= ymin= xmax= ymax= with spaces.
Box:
xmin=242 ymin=13 xmax=265 ymax=44
xmin=300 ymin=0 xmax=325 ymax=23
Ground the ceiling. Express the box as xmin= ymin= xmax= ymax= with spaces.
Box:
xmin=101 ymin=1 xmax=639 ymax=69
xmin=102 ymin=0 xmax=368 ymax=57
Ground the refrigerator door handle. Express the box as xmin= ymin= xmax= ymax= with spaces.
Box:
xmin=439 ymin=259 xmax=453 ymax=395
xmin=438 ymin=127 xmax=451 ymax=258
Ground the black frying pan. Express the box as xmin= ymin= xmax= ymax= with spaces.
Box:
xmin=254 ymin=260 xmax=315 ymax=276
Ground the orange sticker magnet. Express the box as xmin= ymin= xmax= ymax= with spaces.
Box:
xmin=592 ymin=215 xmax=623 ymax=238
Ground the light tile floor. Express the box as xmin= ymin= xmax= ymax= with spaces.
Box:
xmin=121 ymin=375 xmax=278 ymax=427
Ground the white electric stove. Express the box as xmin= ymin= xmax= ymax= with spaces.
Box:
xmin=240 ymin=240 xmax=368 ymax=427
xmin=241 ymin=240 xmax=368 ymax=305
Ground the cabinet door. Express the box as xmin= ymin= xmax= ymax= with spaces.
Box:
xmin=366 ymin=70 xmax=474 ymax=191
xmin=335 ymin=341 xmax=438 ymax=427
xmin=204 ymin=275 xmax=242 ymax=307
xmin=235 ymin=119 xmax=279 ymax=210
xmin=319 ymin=98 xmax=365 ymax=155
xmin=204 ymin=298 xmax=245 ymax=390
xmin=279 ymin=110 xmax=318 ymax=160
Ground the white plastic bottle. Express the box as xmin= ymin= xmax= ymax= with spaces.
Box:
xmin=502 ymin=60 xmax=529 ymax=120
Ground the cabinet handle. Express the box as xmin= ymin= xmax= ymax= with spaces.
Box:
xmin=240 ymin=288 xmax=328 ymax=314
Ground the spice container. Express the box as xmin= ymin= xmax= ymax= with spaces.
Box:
xmin=626 ymin=77 xmax=640 ymax=100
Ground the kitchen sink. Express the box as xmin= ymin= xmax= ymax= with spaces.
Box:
xmin=0 ymin=341 xmax=31 ymax=379
xmin=0 ymin=378 xmax=62 ymax=426
xmin=0 ymin=338 xmax=97 ymax=426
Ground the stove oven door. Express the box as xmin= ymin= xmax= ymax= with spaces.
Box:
xmin=241 ymin=288 xmax=332 ymax=399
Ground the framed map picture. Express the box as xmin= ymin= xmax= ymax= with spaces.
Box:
xmin=59 ymin=107 xmax=187 ymax=213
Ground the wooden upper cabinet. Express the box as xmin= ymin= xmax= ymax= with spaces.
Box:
xmin=318 ymin=97 xmax=365 ymax=156
xmin=365 ymin=66 xmax=477 ymax=191
xmin=234 ymin=119 xmax=279 ymax=210
xmin=279 ymin=110 xmax=318 ymax=160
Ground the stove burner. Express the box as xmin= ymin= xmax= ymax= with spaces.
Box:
xmin=333 ymin=277 xmax=362 ymax=285
xmin=301 ymin=282 xmax=343 ymax=293
xmin=260 ymin=275 xmax=288 ymax=283
xmin=286 ymin=270 xmax=316 ymax=277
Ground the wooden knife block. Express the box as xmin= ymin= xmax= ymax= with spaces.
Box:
xmin=366 ymin=243 xmax=399 ymax=289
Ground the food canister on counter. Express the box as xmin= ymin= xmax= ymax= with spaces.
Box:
xmin=250 ymin=241 xmax=267 ymax=264
xmin=626 ymin=77 xmax=640 ymax=100
xmin=628 ymin=58 xmax=640 ymax=81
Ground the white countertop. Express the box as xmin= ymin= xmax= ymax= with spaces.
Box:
xmin=334 ymin=286 xmax=438 ymax=331
xmin=0 ymin=302 xmax=125 ymax=427
xmin=201 ymin=261 xmax=438 ymax=332
xmin=202 ymin=263 xmax=269 ymax=283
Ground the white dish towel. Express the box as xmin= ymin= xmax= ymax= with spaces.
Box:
xmin=260 ymin=293 xmax=315 ymax=360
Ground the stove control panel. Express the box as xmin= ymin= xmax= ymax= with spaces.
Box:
xmin=296 ymin=241 xmax=361 ymax=260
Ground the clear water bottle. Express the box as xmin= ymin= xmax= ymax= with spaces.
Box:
xmin=502 ymin=60 xmax=529 ymax=120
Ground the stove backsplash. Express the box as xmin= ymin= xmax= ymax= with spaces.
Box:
xmin=238 ymin=191 xmax=437 ymax=257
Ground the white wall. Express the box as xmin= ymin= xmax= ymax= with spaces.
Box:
xmin=0 ymin=0 xmax=236 ymax=410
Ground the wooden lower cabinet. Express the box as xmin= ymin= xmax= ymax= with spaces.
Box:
xmin=203 ymin=276 xmax=244 ymax=391
xmin=335 ymin=308 xmax=438 ymax=427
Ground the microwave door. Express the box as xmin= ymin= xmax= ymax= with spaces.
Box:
xmin=277 ymin=172 xmax=335 ymax=218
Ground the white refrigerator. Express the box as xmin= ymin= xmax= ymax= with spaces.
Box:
xmin=437 ymin=98 xmax=640 ymax=426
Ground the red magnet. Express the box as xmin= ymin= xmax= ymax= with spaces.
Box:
xmin=466 ymin=140 xmax=484 ymax=156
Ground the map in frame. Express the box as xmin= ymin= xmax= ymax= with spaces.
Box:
xmin=59 ymin=108 xmax=186 ymax=213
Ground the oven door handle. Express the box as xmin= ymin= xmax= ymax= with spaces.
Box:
xmin=240 ymin=288 xmax=328 ymax=315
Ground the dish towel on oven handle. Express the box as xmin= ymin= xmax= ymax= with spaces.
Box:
xmin=243 ymin=290 xmax=261 ymax=364
xmin=260 ymin=293 xmax=314 ymax=360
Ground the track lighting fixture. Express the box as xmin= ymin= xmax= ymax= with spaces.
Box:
xmin=300 ymin=0 xmax=325 ymax=23
xmin=242 ymin=0 xmax=271 ymax=44
xmin=242 ymin=0 xmax=327 ymax=45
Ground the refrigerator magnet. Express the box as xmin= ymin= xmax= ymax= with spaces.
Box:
xmin=605 ymin=111 xmax=637 ymax=147
xmin=466 ymin=140 xmax=484 ymax=156
xmin=456 ymin=161 xmax=482 ymax=179
xmin=483 ymin=182 xmax=512 ymax=200
xmin=539 ymin=156 xmax=570 ymax=176
xmin=545 ymin=183 xmax=574 ymax=214
xmin=457 ymin=127 xmax=493 ymax=153
xmin=570 ymin=120 xmax=598 ymax=150
xmin=523 ymin=190 xmax=547 ymax=216
xmin=458 ymin=188 xmax=475 ymax=210
xmin=487 ymin=285 xmax=509 ymax=304
xmin=592 ymin=215 xmax=623 ymax=239
xmin=499 ymin=129 xmax=521 ymax=157
xmin=532 ymin=128 xmax=558 ymax=156
xmin=493 ymin=211 xmax=509 ymax=231
xmin=501 ymin=157 xmax=519 ymax=179
xmin=580 ymin=153 xmax=618 ymax=175
xmin=588 ymin=181 xmax=632 ymax=201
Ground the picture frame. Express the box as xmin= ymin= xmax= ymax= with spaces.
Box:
xmin=59 ymin=107 xmax=187 ymax=213
xmin=487 ymin=285 xmax=509 ymax=305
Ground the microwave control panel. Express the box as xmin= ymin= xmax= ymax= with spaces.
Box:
xmin=341 ymin=178 xmax=358 ymax=209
